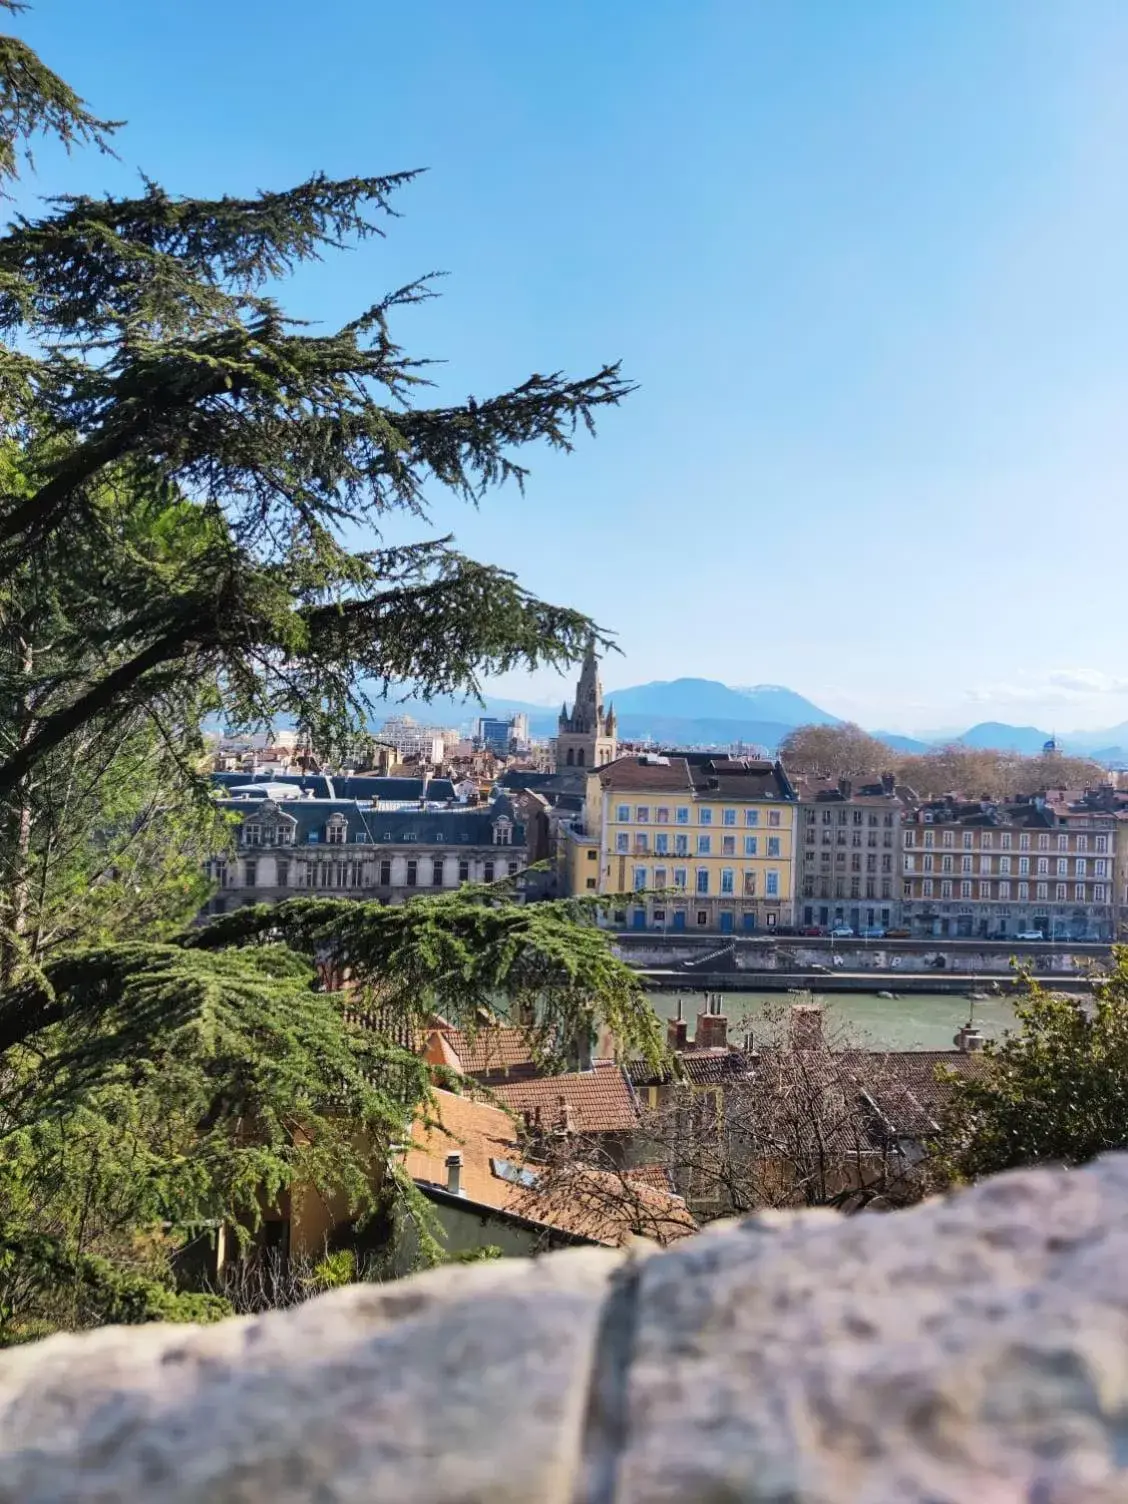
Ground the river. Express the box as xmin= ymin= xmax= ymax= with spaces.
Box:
xmin=645 ymin=988 xmax=1018 ymax=1051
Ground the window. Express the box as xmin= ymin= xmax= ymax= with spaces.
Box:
xmin=1055 ymin=882 xmax=1066 ymax=901
xmin=636 ymin=805 xmax=650 ymax=823
xmin=432 ymin=859 xmax=444 ymax=886
xmin=458 ymin=859 xmax=469 ymax=883
xmin=655 ymin=806 xmax=670 ymax=824
xmin=767 ymin=836 xmax=781 ymax=857
xmin=722 ymin=808 xmax=736 ymax=826
xmin=327 ymin=820 xmax=346 ymax=846
xmin=962 ymin=833 xmax=973 ymax=850
xmin=1019 ymin=833 xmax=1030 ymax=851
xmin=1037 ymin=857 xmax=1049 ymax=875
xmin=942 ymin=830 xmax=953 ymax=848
xmin=654 ymin=867 xmax=667 ymax=889
xmin=634 ymin=867 xmax=648 ymax=892
xmin=823 ymin=809 xmax=833 ymax=825
xmin=962 ymin=855 xmax=973 ymax=873
xmin=675 ymin=833 xmax=689 ymax=856
xmin=1077 ymin=835 xmax=1089 ymax=853
xmin=722 ymin=835 xmax=736 ymax=856
xmin=508 ymin=860 xmax=519 ymax=876
xmin=243 ymin=824 xmax=261 ymax=847
xmin=277 ymin=860 xmax=289 ymax=887
xmin=634 ymin=833 xmax=648 ymax=854
xmin=1076 ymin=858 xmax=1087 ymax=877
xmin=744 ymin=836 xmax=758 ymax=857
xmin=699 ymin=807 xmax=712 ymax=825
xmin=1018 ymin=882 xmax=1028 ymax=900
xmin=978 ymin=881 xmax=990 ymax=900
xmin=922 ymin=879 xmax=934 ymax=897
xmin=1037 ymin=833 xmax=1049 ymax=851
xmin=941 ymin=855 xmax=953 ymax=873
xmin=850 ymin=853 xmax=861 ymax=873
xmin=998 ymin=881 xmax=1010 ymax=900
xmin=743 ymin=871 xmax=756 ymax=897
xmin=1095 ymin=883 xmax=1108 ymax=902
xmin=379 ymin=859 xmax=392 ymax=885
xmin=673 ymin=868 xmax=687 ymax=890
xmin=960 ymin=880 xmax=972 ymax=898
xmin=697 ymin=835 xmax=711 ymax=855
xmin=924 ymin=831 xmax=934 ymax=849
xmin=982 ymin=834 xmax=993 ymax=850
xmin=721 ymin=868 xmax=735 ymax=895
xmin=1095 ymin=835 xmax=1108 ymax=854
xmin=1018 ymin=857 xmax=1030 ymax=875
xmin=695 ymin=868 xmax=710 ymax=895
xmin=904 ymin=831 xmax=915 ymax=847
xmin=923 ymin=854 xmax=934 ymax=873
xmin=1057 ymin=858 xmax=1068 ymax=877
xmin=406 ymin=859 xmax=418 ymax=887
xmin=768 ymin=810 xmax=781 ymax=827
xmin=616 ymin=832 xmax=629 ymax=853
xmin=244 ymin=859 xmax=257 ymax=888
xmin=1036 ymin=881 xmax=1048 ymax=900
xmin=765 ymin=870 xmax=779 ymax=898
xmin=616 ymin=805 xmax=630 ymax=823
xmin=1095 ymin=859 xmax=1108 ymax=878
xmin=980 ymin=856 xmax=992 ymax=875
xmin=1074 ymin=883 xmax=1086 ymax=902
xmin=483 ymin=860 xmax=495 ymax=883
xmin=697 ymin=910 xmax=708 ymax=926
xmin=940 ymin=880 xmax=952 ymax=899
xmin=1058 ymin=834 xmax=1069 ymax=851
xmin=903 ymin=881 xmax=913 ymax=899
xmin=676 ymin=807 xmax=690 ymax=824
xmin=999 ymin=856 xmax=1011 ymax=875
xmin=655 ymin=832 xmax=669 ymax=855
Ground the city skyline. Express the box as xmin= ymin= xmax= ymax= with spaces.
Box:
xmin=28 ymin=0 xmax=1128 ymax=733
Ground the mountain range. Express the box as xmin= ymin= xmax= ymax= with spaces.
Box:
xmin=364 ymin=679 xmax=1128 ymax=765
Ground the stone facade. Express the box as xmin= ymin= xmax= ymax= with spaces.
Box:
xmin=795 ymin=775 xmax=908 ymax=932
xmin=555 ymin=639 xmax=617 ymax=771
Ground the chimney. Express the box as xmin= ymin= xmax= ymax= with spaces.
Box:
xmin=788 ymin=1004 xmax=825 ymax=1051
xmin=838 ymin=777 xmax=852 ymax=800
xmin=881 ymin=772 xmax=895 ymax=795
xmin=954 ymin=1023 xmax=985 ymax=1054
xmin=556 ymin=1096 xmax=576 ymax=1134
xmin=667 ymin=997 xmax=689 ymax=1052
xmin=445 ymin=1151 xmax=464 ymax=1196
xmin=695 ymin=994 xmax=729 ymax=1050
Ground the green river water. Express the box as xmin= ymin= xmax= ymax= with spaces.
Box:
xmin=645 ymin=989 xmax=1018 ymax=1051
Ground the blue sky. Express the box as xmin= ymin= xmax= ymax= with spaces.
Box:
xmin=19 ymin=1 xmax=1128 ymax=732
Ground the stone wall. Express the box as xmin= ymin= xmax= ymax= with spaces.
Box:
xmin=3 ymin=1156 xmax=1128 ymax=1500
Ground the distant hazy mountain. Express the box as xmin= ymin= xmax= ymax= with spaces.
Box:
xmin=873 ymin=730 xmax=933 ymax=755
xmin=607 ymin=679 xmax=839 ymax=726
xmin=958 ymin=722 xmax=1054 ymax=755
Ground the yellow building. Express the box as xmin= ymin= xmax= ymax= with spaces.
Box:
xmin=580 ymin=754 xmax=799 ymax=933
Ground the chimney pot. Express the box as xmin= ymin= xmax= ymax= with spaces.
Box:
xmin=954 ymin=1023 xmax=985 ymax=1053
xmin=667 ymin=1016 xmax=689 ymax=1051
xmin=445 ymin=1151 xmax=464 ymax=1196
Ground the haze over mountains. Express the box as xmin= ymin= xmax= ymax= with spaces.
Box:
xmin=369 ymin=679 xmax=1128 ymax=764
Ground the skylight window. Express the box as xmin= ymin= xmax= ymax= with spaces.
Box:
xmin=491 ymin=1157 xmax=540 ymax=1189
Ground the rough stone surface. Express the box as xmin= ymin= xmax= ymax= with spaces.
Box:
xmin=5 ymin=1159 xmax=1128 ymax=1501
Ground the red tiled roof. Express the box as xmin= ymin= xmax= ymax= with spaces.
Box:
xmin=491 ymin=1060 xmax=640 ymax=1134
xmin=429 ymin=1026 xmax=543 ymax=1081
xmin=594 ymin=757 xmax=694 ymax=793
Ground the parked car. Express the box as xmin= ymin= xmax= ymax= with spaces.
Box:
xmin=860 ymin=926 xmax=886 ymax=939
xmin=830 ymin=925 xmax=854 ymax=938
xmin=885 ymin=927 xmax=911 ymax=939
xmin=798 ymin=925 xmax=826 ymax=937
xmin=1016 ymin=930 xmax=1046 ymax=942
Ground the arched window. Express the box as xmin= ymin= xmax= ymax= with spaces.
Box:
xmin=566 ymin=747 xmax=575 ymax=766
xmin=577 ymin=747 xmax=585 ymax=767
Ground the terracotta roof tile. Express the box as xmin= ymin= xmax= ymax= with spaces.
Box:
xmin=404 ymin=1089 xmax=691 ymax=1246
xmin=490 ymin=1062 xmax=640 ymax=1134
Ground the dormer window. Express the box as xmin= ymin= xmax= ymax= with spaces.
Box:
xmin=243 ymin=823 xmax=262 ymax=846
xmin=326 ymin=816 xmax=348 ymax=846
xmin=493 ymin=817 xmax=513 ymax=846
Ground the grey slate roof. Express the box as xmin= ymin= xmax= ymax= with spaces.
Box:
xmin=217 ymin=797 xmax=525 ymax=848
xmin=210 ymin=772 xmax=457 ymax=804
